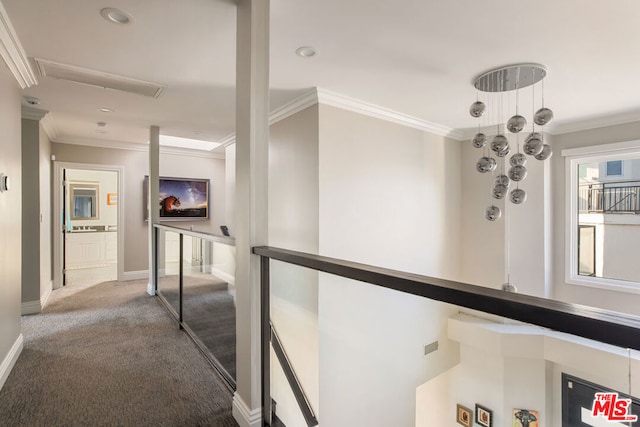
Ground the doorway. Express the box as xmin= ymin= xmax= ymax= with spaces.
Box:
xmin=53 ymin=162 xmax=125 ymax=289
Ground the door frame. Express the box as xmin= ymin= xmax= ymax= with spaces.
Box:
xmin=53 ymin=161 xmax=125 ymax=289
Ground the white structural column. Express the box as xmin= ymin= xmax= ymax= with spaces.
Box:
xmin=147 ymin=125 xmax=160 ymax=295
xmin=233 ymin=0 xmax=270 ymax=426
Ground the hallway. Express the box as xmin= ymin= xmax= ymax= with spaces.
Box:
xmin=0 ymin=279 xmax=238 ymax=426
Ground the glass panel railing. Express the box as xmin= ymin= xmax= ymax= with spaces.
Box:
xmin=153 ymin=224 xmax=236 ymax=389
xmin=156 ymin=229 xmax=181 ymax=316
xmin=269 ymin=260 xmax=319 ymax=427
xmin=183 ymin=237 xmax=237 ymax=383
xmin=257 ymin=248 xmax=640 ymax=427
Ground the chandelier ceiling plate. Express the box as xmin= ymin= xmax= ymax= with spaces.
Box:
xmin=473 ymin=63 xmax=547 ymax=93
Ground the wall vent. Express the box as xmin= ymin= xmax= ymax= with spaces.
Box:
xmin=33 ymin=58 xmax=166 ymax=98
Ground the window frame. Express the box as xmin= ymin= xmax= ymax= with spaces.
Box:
xmin=564 ymin=140 xmax=640 ymax=293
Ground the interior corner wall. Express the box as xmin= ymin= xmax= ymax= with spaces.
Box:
xmin=0 ymin=64 xmax=23 ymax=375
xmin=551 ymin=120 xmax=640 ymax=314
xmin=21 ymin=118 xmax=41 ymax=303
xmin=317 ymin=104 xmax=462 ymax=427
xmin=22 ymin=118 xmax=53 ymax=305
xmin=460 ymin=138 xmax=549 ymax=297
xmin=39 ymin=123 xmax=52 ymax=299
xmin=51 ymin=143 xmax=227 ymax=274
xmin=460 ymin=140 xmax=505 ymax=287
xmin=268 ymin=104 xmax=320 ymax=426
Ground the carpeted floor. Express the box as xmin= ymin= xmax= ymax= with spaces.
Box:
xmin=0 ymin=279 xmax=238 ymax=427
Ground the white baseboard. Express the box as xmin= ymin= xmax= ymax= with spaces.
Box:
xmin=21 ymin=280 xmax=54 ymax=315
xmin=211 ymin=267 xmax=235 ymax=286
xmin=41 ymin=281 xmax=52 ymax=309
xmin=122 ymin=270 xmax=149 ymax=281
xmin=21 ymin=300 xmax=41 ymax=315
xmin=0 ymin=334 xmax=23 ymax=391
xmin=233 ymin=392 xmax=262 ymax=427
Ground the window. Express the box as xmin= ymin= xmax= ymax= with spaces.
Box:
xmin=564 ymin=141 xmax=640 ymax=292
xmin=606 ymin=160 xmax=623 ymax=176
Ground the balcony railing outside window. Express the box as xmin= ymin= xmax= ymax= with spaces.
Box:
xmin=579 ymin=180 xmax=640 ymax=213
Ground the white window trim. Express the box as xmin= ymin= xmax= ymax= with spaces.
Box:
xmin=563 ymin=140 xmax=640 ymax=294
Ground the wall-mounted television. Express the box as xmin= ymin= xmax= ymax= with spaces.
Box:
xmin=144 ymin=176 xmax=209 ymax=221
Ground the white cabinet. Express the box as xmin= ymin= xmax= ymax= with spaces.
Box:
xmin=105 ymin=232 xmax=117 ymax=263
xmin=66 ymin=232 xmax=116 ymax=269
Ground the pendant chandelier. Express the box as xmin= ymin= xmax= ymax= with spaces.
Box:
xmin=469 ymin=63 xmax=554 ymax=223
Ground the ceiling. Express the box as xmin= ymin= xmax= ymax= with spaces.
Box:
xmin=3 ymin=0 xmax=640 ymax=152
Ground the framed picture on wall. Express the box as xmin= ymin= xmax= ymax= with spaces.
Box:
xmin=144 ymin=176 xmax=210 ymax=221
xmin=456 ymin=404 xmax=472 ymax=427
xmin=476 ymin=404 xmax=493 ymax=427
xmin=513 ymin=409 xmax=539 ymax=427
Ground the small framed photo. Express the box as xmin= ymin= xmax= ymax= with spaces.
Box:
xmin=476 ymin=404 xmax=493 ymax=427
xmin=107 ymin=193 xmax=118 ymax=205
xmin=456 ymin=404 xmax=472 ymax=427
xmin=513 ymin=409 xmax=539 ymax=427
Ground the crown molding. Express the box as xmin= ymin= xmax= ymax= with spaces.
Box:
xmin=52 ymin=136 xmax=224 ymax=159
xmin=0 ymin=3 xmax=37 ymax=88
xmin=221 ymin=87 xmax=465 ymax=145
xmin=458 ymin=111 xmax=640 ymax=140
xmin=218 ymin=132 xmax=237 ymax=148
xmin=316 ymin=88 xmax=465 ymax=140
xmin=21 ymin=105 xmax=48 ymax=121
xmin=269 ymin=89 xmax=318 ymax=125
xmin=547 ymin=111 xmax=640 ymax=136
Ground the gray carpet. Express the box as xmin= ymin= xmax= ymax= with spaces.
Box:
xmin=0 ymin=279 xmax=238 ymax=427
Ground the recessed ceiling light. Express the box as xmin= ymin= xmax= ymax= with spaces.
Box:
xmin=296 ymin=46 xmax=317 ymax=58
xmin=99 ymin=107 xmax=114 ymax=113
xmin=100 ymin=8 xmax=134 ymax=25
xmin=97 ymin=121 xmax=107 ymax=127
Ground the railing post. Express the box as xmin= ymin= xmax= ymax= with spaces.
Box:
xmin=261 ymin=255 xmax=271 ymax=426
xmin=153 ymin=226 xmax=159 ymax=294
xmin=179 ymin=233 xmax=184 ymax=329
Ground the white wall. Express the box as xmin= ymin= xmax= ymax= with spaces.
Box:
xmin=268 ymin=104 xmax=320 ymax=426
xmin=21 ymin=118 xmax=41 ymax=303
xmin=225 ymin=144 xmax=236 ymax=235
xmin=552 ymin=121 xmax=640 ymax=314
xmin=417 ymin=313 xmax=640 ymax=427
xmin=39 ymin=122 xmax=51 ymax=300
xmin=460 ymin=138 xmax=550 ymax=297
xmin=22 ymin=116 xmax=53 ymax=306
xmin=0 ymin=63 xmax=23 ymax=389
xmin=317 ymin=104 xmax=462 ymax=427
